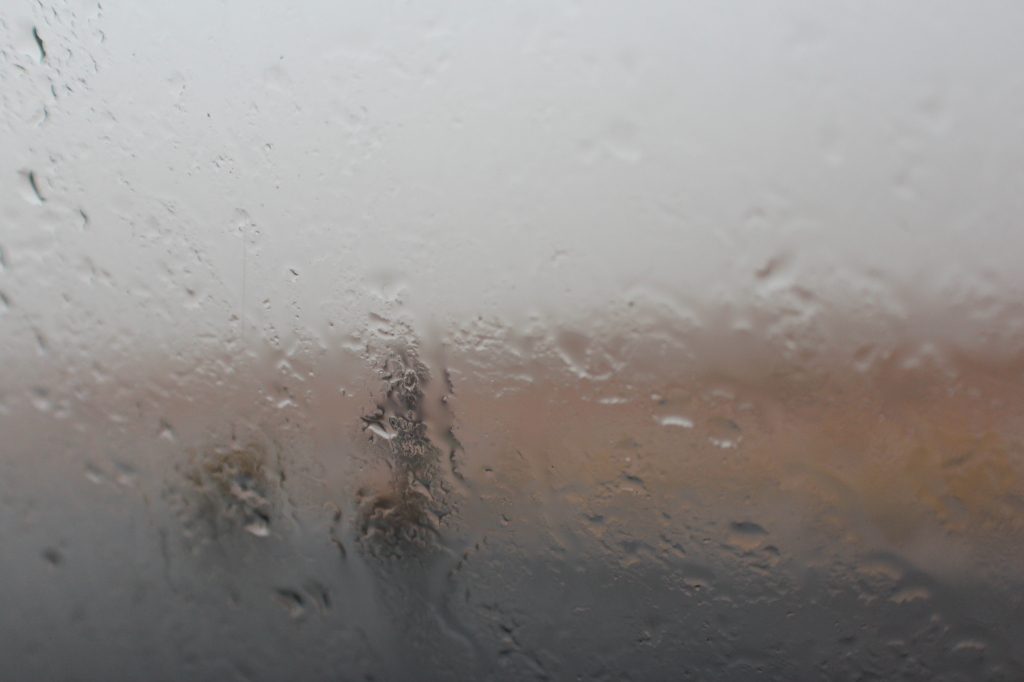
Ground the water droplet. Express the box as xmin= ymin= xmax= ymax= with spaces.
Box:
xmin=730 ymin=521 xmax=768 ymax=536
xmin=679 ymin=562 xmax=716 ymax=590
xmin=17 ymin=169 xmax=45 ymax=205
xmin=158 ymin=420 xmax=175 ymax=441
xmin=32 ymin=27 xmax=45 ymax=62
xmin=890 ymin=586 xmax=931 ymax=603
xmin=114 ymin=462 xmax=137 ymax=487
xmin=84 ymin=464 xmax=106 ymax=485
xmin=657 ymin=415 xmax=693 ymax=429
xmin=31 ymin=388 xmax=52 ymax=412
xmin=707 ymin=416 xmax=742 ymax=448
xmin=14 ymin=22 xmax=45 ymax=62
xmin=42 ymin=548 xmax=62 ymax=567
xmin=303 ymin=581 xmax=331 ymax=615
xmin=952 ymin=639 xmax=987 ymax=653
xmin=728 ymin=521 xmax=769 ymax=550
xmin=245 ymin=520 xmax=270 ymax=537
xmin=273 ymin=589 xmax=306 ymax=619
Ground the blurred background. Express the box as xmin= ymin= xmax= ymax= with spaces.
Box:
xmin=2 ymin=2 xmax=1024 ymax=680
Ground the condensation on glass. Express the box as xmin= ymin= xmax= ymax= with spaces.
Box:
xmin=2 ymin=2 xmax=1024 ymax=680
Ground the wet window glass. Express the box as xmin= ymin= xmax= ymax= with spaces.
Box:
xmin=2 ymin=2 xmax=1024 ymax=680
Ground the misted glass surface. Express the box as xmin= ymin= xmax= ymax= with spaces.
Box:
xmin=3 ymin=2 xmax=1024 ymax=680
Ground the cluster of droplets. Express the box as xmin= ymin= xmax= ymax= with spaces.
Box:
xmin=172 ymin=442 xmax=278 ymax=542
xmin=357 ymin=345 xmax=454 ymax=558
